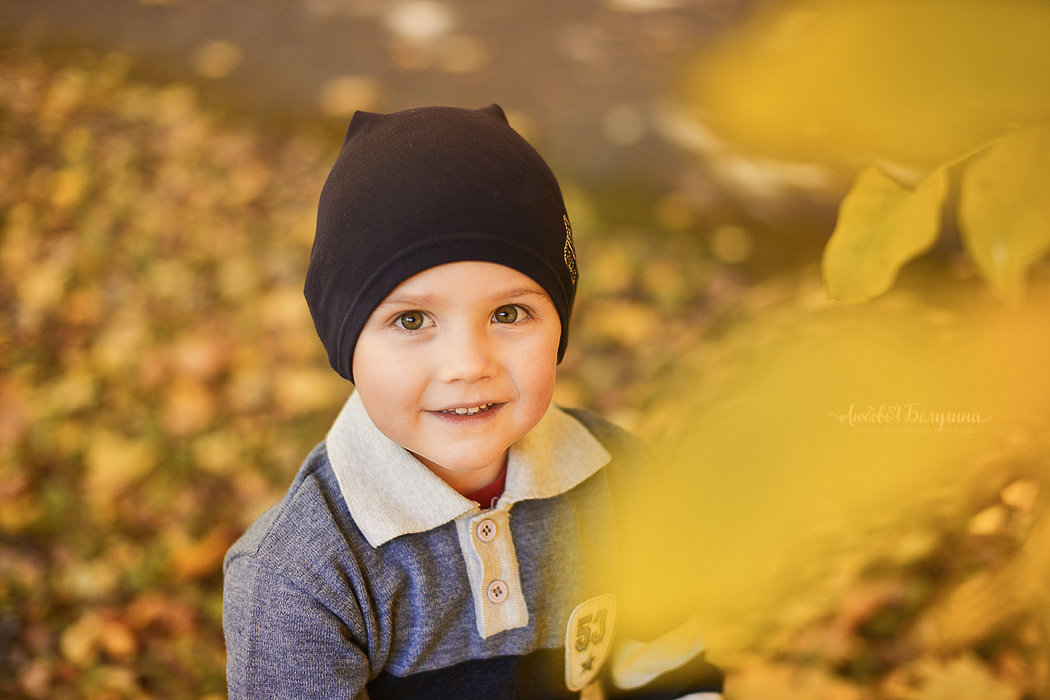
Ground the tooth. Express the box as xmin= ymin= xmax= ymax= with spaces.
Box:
xmin=445 ymin=403 xmax=494 ymax=415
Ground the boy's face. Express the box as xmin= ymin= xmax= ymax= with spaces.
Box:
xmin=352 ymin=261 xmax=562 ymax=495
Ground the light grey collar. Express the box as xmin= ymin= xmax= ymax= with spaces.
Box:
xmin=325 ymin=392 xmax=611 ymax=547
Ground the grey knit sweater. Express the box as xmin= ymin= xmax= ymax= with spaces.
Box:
xmin=222 ymin=392 xmax=722 ymax=699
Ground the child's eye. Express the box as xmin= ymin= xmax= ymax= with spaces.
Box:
xmin=492 ymin=305 xmax=527 ymax=324
xmin=394 ymin=311 xmax=433 ymax=331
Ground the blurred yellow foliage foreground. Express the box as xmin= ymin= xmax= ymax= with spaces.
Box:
xmin=682 ymin=0 xmax=1050 ymax=177
xmin=620 ymin=275 xmax=1050 ymax=697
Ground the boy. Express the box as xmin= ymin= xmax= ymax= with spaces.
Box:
xmin=223 ymin=105 xmax=722 ymax=698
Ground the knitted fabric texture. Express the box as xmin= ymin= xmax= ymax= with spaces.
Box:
xmin=304 ymin=104 xmax=577 ymax=383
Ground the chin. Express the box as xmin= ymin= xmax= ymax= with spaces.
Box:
xmin=412 ymin=446 xmax=496 ymax=472
xmin=444 ymin=455 xmax=504 ymax=474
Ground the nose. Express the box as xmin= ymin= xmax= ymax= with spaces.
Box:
xmin=435 ymin=325 xmax=498 ymax=384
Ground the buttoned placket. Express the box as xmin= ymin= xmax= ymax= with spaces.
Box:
xmin=455 ymin=506 xmax=528 ymax=638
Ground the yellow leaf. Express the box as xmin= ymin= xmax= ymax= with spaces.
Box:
xmin=272 ymin=365 xmax=344 ymax=417
xmin=192 ymin=431 xmax=244 ymax=475
xmin=91 ymin=317 xmax=148 ymax=376
xmin=169 ymin=327 xmax=231 ymax=381
xmin=959 ymin=125 xmax=1050 ymax=304
xmin=35 ymin=371 xmax=98 ymax=417
xmin=169 ymin=525 xmax=235 ymax=581
xmin=1000 ymin=479 xmax=1039 ymax=513
xmin=58 ymin=611 xmax=139 ymax=666
xmin=59 ymin=612 xmax=102 ymax=667
xmin=0 ymin=378 xmax=32 ymax=446
xmin=84 ymin=430 xmax=158 ymax=500
xmin=50 ymin=167 xmax=89 ymax=208
xmin=682 ymin=0 xmax=1050 ymax=174
xmin=822 ymin=165 xmax=947 ymax=302
xmin=98 ymin=617 xmax=139 ymax=660
xmin=318 ymin=74 xmax=382 ymax=118
xmin=192 ymin=40 xmax=243 ymax=80
xmin=584 ymin=300 xmax=659 ymax=346
xmin=162 ymin=377 xmax=218 ymax=436
xmin=18 ymin=265 xmax=70 ymax=315
xmin=726 ymin=660 xmax=866 ymax=700
xmin=917 ymin=654 xmax=1019 ymax=700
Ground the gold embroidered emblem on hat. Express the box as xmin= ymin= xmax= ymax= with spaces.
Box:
xmin=563 ymin=214 xmax=578 ymax=285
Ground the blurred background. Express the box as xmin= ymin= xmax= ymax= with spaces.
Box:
xmin=2 ymin=0 xmax=1050 ymax=698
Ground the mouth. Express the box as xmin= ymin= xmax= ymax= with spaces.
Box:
xmin=438 ymin=402 xmax=497 ymax=416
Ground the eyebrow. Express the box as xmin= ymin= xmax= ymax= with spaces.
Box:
xmin=374 ymin=293 xmax=436 ymax=309
xmin=493 ymin=288 xmax=551 ymax=302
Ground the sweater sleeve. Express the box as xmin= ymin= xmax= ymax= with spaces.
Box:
xmin=224 ymin=550 xmax=372 ymax=699
xmin=605 ymin=618 xmax=724 ymax=699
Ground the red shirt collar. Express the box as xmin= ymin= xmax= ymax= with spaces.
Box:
xmin=466 ymin=464 xmax=508 ymax=509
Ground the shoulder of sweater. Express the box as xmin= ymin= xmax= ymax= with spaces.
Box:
xmin=557 ymin=407 xmax=652 ymax=507
xmin=225 ymin=442 xmax=372 ymax=572
xmin=558 ymin=406 xmax=645 ymax=459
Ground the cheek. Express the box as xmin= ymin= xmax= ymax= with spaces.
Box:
xmin=353 ymin=343 xmax=424 ymax=416
xmin=525 ymin=369 xmax=557 ymax=417
xmin=512 ymin=332 xmax=560 ymax=406
xmin=354 ymin=368 xmax=426 ymax=445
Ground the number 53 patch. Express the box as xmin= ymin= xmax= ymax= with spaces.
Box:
xmin=565 ymin=594 xmax=616 ymax=691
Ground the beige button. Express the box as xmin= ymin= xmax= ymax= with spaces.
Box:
xmin=486 ymin=579 xmax=508 ymax=604
xmin=476 ymin=518 xmax=497 ymax=542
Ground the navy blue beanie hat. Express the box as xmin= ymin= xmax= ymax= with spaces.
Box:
xmin=304 ymin=104 xmax=578 ymax=383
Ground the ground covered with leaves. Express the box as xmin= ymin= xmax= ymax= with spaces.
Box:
xmin=2 ymin=48 xmax=1049 ymax=698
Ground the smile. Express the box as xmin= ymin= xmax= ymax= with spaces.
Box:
xmin=440 ymin=403 xmax=495 ymax=416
